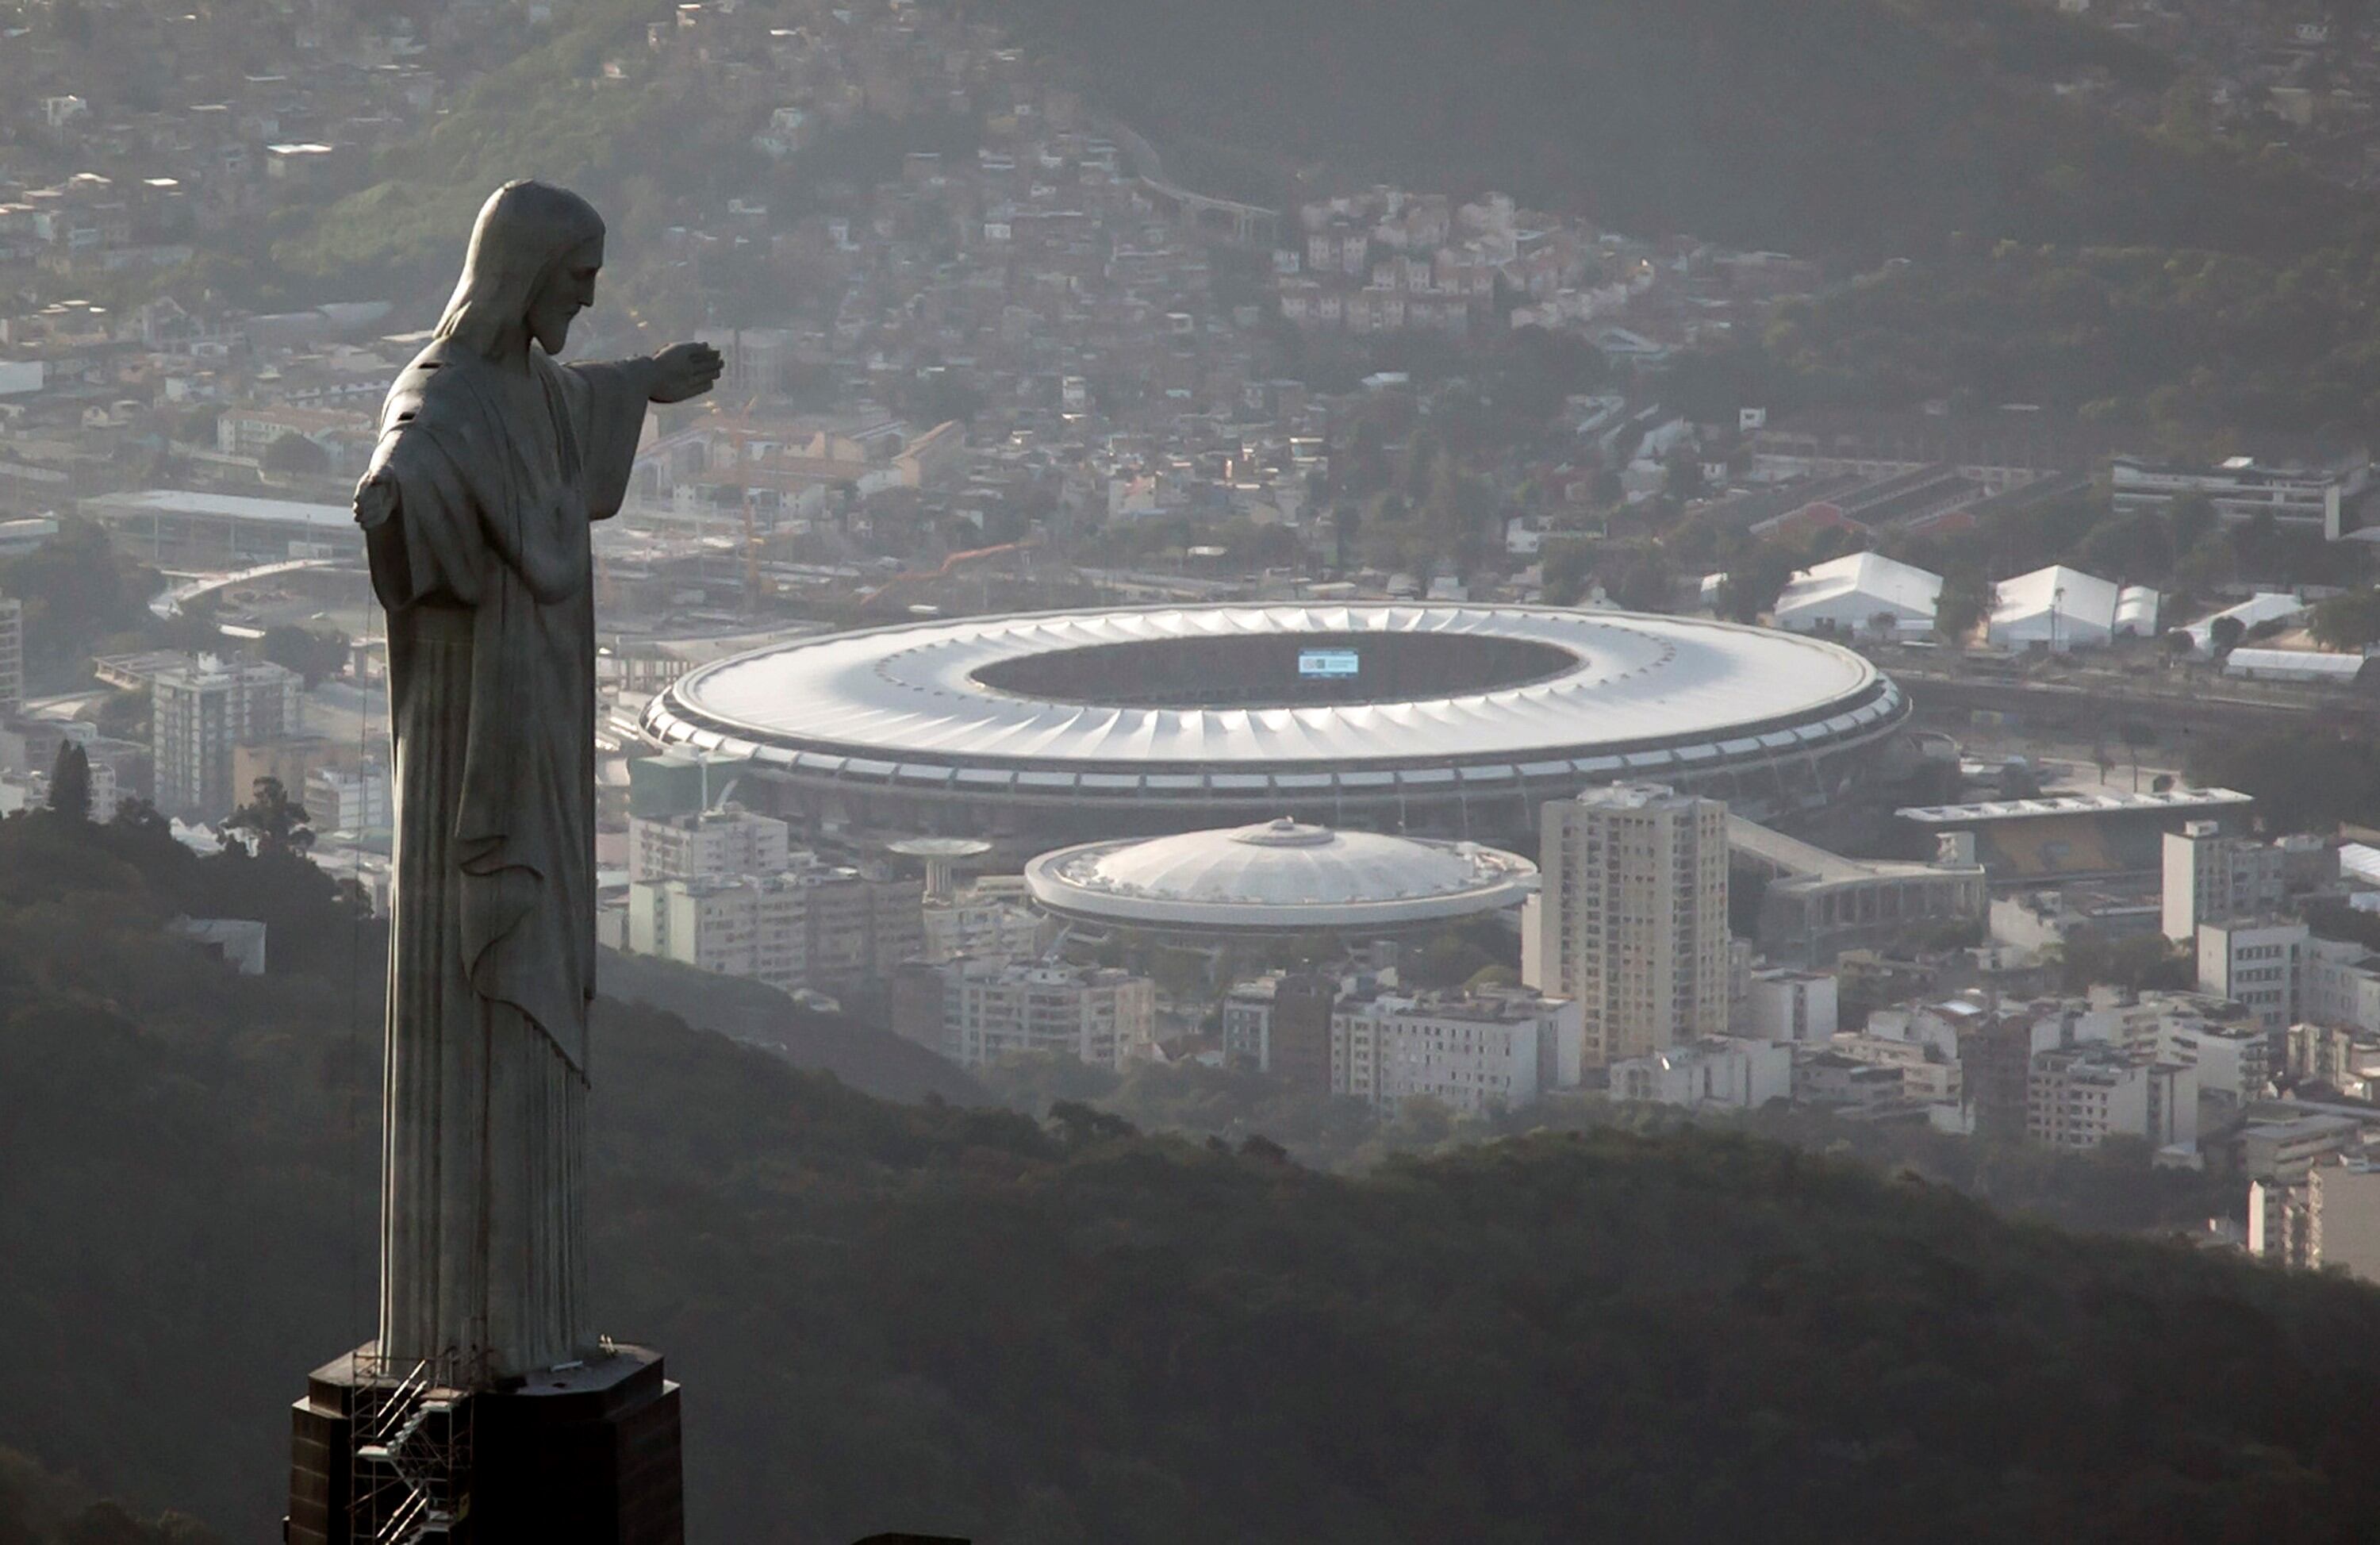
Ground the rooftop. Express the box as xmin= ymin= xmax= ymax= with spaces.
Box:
xmin=1024 ymin=817 xmax=1537 ymax=934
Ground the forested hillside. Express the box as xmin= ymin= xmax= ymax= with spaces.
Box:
xmin=0 ymin=1445 xmax=218 ymax=1544
xmin=986 ymin=0 xmax=2351 ymax=261
xmin=11 ymin=803 xmax=2380 ymax=1542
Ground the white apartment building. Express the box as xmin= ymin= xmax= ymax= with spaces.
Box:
xmin=2196 ymin=918 xmax=2309 ymax=1036
xmin=2251 ymin=1161 xmax=2380 ymax=1282
xmin=804 ymin=863 xmax=926 ymax=989
xmin=2026 ymin=1043 xmax=2198 ymax=1153
xmin=2109 ymin=452 xmax=2370 ymax=542
xmin=1737 ymin=968 xmax=1838 ymax=1043
xmin=1609 ymin=1037 xmax=1793 ymax=1110
xmin=2162 ymin=822 xmax=2286 ymax=943
xmin=626 ymin=873 xmax=811 ymax=993
xmin=2240 ymin=1113 xmax=2367 ymax=1183
xmin=1819 ymin=1033 xmax=1962 ymax=1105
xmin=305 ymin=765 xmax=391 ymax=831
xmin=1330 ymin=987 xmax=1583 ymax=1116
xmin=895 ymin=957 xmax=1156 ymax=1069
xmin=151 ymin=653 xmax=302 ymax=817
xmin=0 ymin=594 xmax=21 ymax=717
xmin=628 ymin=805 xmax=793 ymax=882
xmin=2302 ymin=936 xmax=2380 ymax=1036
xmin=920 ymin=889 xmax=1047 ymax=963
xmin=1529 ymin=783 xmax=1729 ymax=1067
xmin=624 ymin=857 xmax=925 ymax=995
xmin=2070 ymin=990 xmax=2273 ymax=1103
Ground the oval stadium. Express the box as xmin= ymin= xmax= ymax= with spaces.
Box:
xmin=637 ymin=604 xmax=1910 ymax=850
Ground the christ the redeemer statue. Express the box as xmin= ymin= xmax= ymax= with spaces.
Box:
xmin=354 ymin=180 xmax=720 ymax=1378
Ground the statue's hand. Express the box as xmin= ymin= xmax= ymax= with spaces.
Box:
xmin=354 ymin=469 xmax=399 ymax=529
xmin=649 ymin=341 xmax=724 ymax=404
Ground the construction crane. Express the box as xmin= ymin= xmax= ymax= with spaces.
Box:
xmin=855 ymin=536 xmax=1039 ymax=617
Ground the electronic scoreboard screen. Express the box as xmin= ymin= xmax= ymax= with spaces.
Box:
xmin=1297 ymin=649 xmax=1361 ymax=679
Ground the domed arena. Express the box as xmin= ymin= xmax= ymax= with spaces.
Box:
xmin=1023 ymin=818 xmax=1538 ymax=939
xmin=638 ymin=603 xmax=1910 ymax=850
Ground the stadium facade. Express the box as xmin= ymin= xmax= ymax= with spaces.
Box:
xmin=639 ymin=604 xmax=1911 ymax=851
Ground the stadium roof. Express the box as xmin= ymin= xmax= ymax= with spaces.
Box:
xmin=646 ymin=604 xmax=1898 ymax=783
xmin=1024 ymin=818 xmax=1537 ymax=934
xmin=1895 ymin=789 xmax=2253 ymax=825
xmin=84 ymin=488 xmax=354 ymax=530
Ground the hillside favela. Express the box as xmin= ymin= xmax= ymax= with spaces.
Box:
xmin=17 ymin=0 xmax=2380 ymax=1540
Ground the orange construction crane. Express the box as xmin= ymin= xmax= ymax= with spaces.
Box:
xmin=857 ymin=536 xmax=1039 ymax=615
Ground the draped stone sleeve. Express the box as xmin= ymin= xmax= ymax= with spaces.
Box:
xmin=555 ymin=356 xmax=651 ymax=520
xmin=359 ymin=360 xmax=497 ymax=613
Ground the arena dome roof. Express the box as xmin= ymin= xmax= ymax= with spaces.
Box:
xmin=1023 ymin=818 xmax=1538 ymax=935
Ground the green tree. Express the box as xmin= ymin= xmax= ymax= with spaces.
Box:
xmin=259 ymin=625 xmax=348 ymax=687
xmin=2309 ymin=590 xmax=2380 ymax=652
xmin=2168 ymin=492 xmax=2217 ymax=554
xmin=47 ymin=741 xmax=91 ymax=824
xmin=1934 ymin=572 xmax=1993 ymax=643
xmin=0 ymin=521 xmax=160 ymax=689
xmin=220 ymin=777 xmax=313 ymax=859
xmin=259 ymin=432 xmax=332 ymax=477
xmin=1716 ymin=542 xmax=1798 ymax=624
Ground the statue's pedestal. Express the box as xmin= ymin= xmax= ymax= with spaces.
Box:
xmin=286 ymin=1343 xmax=683 ymax=1544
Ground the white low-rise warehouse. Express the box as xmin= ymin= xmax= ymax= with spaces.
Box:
xmin=1990 ymin=565 xmax=2159 ymax=651
xmin=2223 ymin=648 xmax=2368 ymax=684
xmin=2178 ymin=592 xmax=2308 ymax=655
xmin=1771 ymin=551 xmax=1943 ymax=638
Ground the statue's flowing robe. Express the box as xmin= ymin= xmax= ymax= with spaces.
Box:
xmin=360 ymin=340 xmax=645 ymax=1377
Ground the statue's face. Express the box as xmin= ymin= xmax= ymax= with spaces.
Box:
xmin=528 ymin=235 xmax=603 ymax=355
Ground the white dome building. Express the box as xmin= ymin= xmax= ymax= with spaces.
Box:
xmin=1023 ymin=818 xmax=1537 ymax=939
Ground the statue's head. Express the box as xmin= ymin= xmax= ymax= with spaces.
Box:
xmin=434 ymin=180 xmax=606 ymax=359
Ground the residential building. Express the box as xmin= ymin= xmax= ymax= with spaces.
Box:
xmin=2248 ymin=1176 xmax=2319 ymax=1267
xmin=0 ymin=595 xmax=21 ymax=717
xmin=1221 ymin=970 xmax=1340 ymax=1092
xmin=626 ymin=873 xmax=811 ymax=993
xmin=802 ymin=862 xmax=927 ymax=992
xmin=305 ymin=765 xmax=390 ymax=831
xmin=2302 ymin=937 xmax=2380 ymax=1037
xmin=2285 ymin=1021 xmax=2380 ymax=1097
xmin=150 ymin=653 xmax=302 ymax=817
xmin=1330 ymin=986 xmax=1583 ymax=1116
xmin=628 ymin=804 xmax=793 ymax=882
xmin=2026 ymin=1043 xmax=2198 ymax=1152
xmin=1794 ymin=1049 xmax=1910 ymax=1109
xmin=624 ymin=854 xmax=924 ymax=996
xmin=1609 ymin=1037 xmax=1794 ymax=1111
xmin=2249 ymin=1161 xmax=2380 ymax=1283
xmin=1736 ymin=968 xmax=1838 ymax=1043
xmin=2196 ymin=918 xmax=2309 ymax=1036
xmin=2313 ymin=1163 xmax=2380 ymax=1282
xmin=2240 ymin=1114 xmax=2366 ymax=1184
xmin=920 ymin=887 xmax=1047 ymax=964
xmin=1960 ymin=1014 xmax=2045 ymax=1142
xmin=2109 ymin=452 xmax=2371 ymax=543
xmin=2071 ymin=990 xmax=2273 ymax=1103
xmin=2162 ymin=822 xmax=2286 ymax=943
xmin=892 ymin=957 xmax=1156 ymax=1069
xmin=1818 ymin=1033 xmax=1962 ymax=1105
xmin=1530 ymin=784 xmax=1729 ymax=1066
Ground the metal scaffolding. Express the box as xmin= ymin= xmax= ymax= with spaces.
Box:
xmin=347 ymin=1353 xmax=477 ymax=1543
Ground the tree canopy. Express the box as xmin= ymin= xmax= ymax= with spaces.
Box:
xmin=14 ymin=810 xmax=2380 ymax=1540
